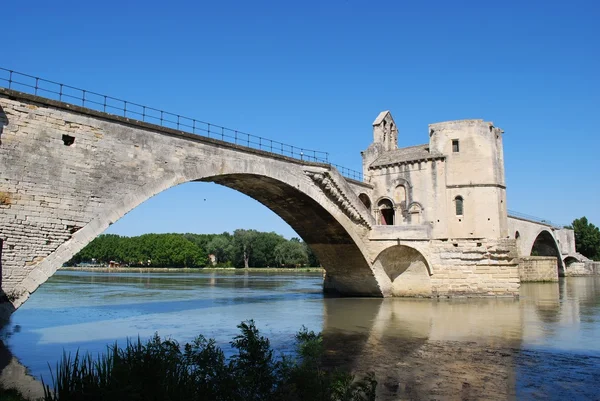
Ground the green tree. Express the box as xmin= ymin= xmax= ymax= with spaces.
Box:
xmin=206 ymin=235 xmax=234 ymax=265
xmin=252 ymin=232 xmax=287 ymax=267
xmin=233 ymin=229 xmax=259 ymax=268
xmin=274 ymin=239 xmax=309 ymax=267
xmin=570 ymin=217 xmax=600 ymax=260
xmin=303 ymin=241 xmax=321 ymax=267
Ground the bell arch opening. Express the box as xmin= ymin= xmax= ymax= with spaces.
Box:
xmin=374 ymin=245 xmax=432 ymax=297
xmin=531 ymin=230 xmax=564 ymax=277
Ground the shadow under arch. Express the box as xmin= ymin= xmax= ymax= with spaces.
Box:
xmin=202 ymin=173 xmax=383 ymax=295
xmin=372 ymin=245 xmax=432 ymax=297
xmin=530 ymin=229 xmax=564 ymax=276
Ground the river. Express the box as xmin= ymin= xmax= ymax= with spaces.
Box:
xmin=1 ymin=270 xmax=600 ymax=400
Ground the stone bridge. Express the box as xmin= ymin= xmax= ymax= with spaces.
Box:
xmin=507 ymin=214 xmax=594 ymax=280
xmin=0 ymin=74 xmax=594 ymax=320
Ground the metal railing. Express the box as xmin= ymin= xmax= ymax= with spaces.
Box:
xmin=0 ymin=67 xmax=362 ymax=180
xmin=508 ymin=210 xmax=563 ymax=228
xmin=331 ymin=164 xmax=363 ymax=181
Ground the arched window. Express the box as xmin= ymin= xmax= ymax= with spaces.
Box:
xmin=378 ymin=199 xmax=395 ymax=225
xmin=394 ymin=185 xmax=407 ymax=210
xmin=455 ymin=196 xmax=464 ymax=216
xmin=359 ymin=193 xmax=371 ymax=210
xmin=408 ymin=203 xmax=422 ymax=224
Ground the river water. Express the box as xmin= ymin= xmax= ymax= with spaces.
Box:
xmin=1 ymin=270 xmax=600 ymax=400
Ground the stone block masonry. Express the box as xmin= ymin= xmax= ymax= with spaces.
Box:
xmin=519 ymin=256 xmax=559 ymax=282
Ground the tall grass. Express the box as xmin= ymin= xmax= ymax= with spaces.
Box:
xmin=41 ymin=321 xmax=376 ymax=401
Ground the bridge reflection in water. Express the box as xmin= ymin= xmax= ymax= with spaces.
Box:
xmin=320 ymin=278 xmax=600 ymax=400
xmin=2 ymin=275 xmax=600 ymax=400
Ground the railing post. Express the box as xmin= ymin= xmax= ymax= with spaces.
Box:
xmin=82 ymin=90 xmax=86 ymax=107
xmin=60 ymin=84 xmax=64 ymax=101
xmin=35 ymin=77 xmax=39 ymax=95
xmin=124 ymin=101 xmax=127 ymax=117
xmin=8 ymin=70 xmax=12 ymax=89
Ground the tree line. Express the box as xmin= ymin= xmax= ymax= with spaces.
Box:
xmin=66 ymin=230 xmax=320 ymax=268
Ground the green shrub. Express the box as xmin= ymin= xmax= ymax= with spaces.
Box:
xmin=42 ymin=321 xmax=376 ymax=401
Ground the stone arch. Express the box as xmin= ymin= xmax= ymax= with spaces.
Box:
xmin=530 ymin=229 xmax=564 ymax=276
xmin=376 ymin=197 xmax=395 ymax=225
xmin=372 ymin=245 xmax=432 ymax=297
xmin=563 ymin=256 xmax=579 ymax=268
xmin=358 ymin=193 xmax=371 ymax=210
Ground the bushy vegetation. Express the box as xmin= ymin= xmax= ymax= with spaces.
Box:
xmin=67 ymin=230 xmax=320 ymax=268
xmin=40 ymin=321 xmax=375 ymax=401
xmin=568 ymin=217 xmax=600 ymax=261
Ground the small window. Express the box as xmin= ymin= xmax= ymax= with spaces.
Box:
xmin=452 ymin=139 xmax=459 ymax=153
xmin=455 ymin=196 xmax=463 ymax=216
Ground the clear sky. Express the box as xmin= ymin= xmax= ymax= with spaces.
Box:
xmin=3 ymin=0 xmax=599 ymax=238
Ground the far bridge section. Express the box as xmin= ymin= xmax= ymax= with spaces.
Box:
xmin=507 ymin=211 xmax=596 ymax=281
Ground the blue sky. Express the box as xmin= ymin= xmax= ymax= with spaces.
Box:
xmin=3 ymin=0 xmax=599 ymax=237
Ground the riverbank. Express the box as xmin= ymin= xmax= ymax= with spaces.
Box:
xmin=60 ymin=266 xmax=325 ymax=273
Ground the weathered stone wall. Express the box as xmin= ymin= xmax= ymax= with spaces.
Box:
xmin=519 ymin=256 xmax=558 ymax=282
xmin=429 ymin=119 xmax=508 ymax=240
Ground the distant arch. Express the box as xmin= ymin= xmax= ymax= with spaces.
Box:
xmin=563 ymin=256 xmax=579 ymax=267
xmin=530 ymin=229 xmax=564 ymax=276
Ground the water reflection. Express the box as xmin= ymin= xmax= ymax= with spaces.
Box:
xmin=1 ymin=272 xmax=599 ymax=400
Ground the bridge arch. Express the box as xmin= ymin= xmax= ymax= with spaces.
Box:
xmin=6 ymin=163 xmax=388 ymax=311
xmin=0 ymin=91 xmax=390 ymax=315
xmin=371 ymin=245 xmax=432 ymax=297
xmin=530 ymin=229 xmax=564 ymax=276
